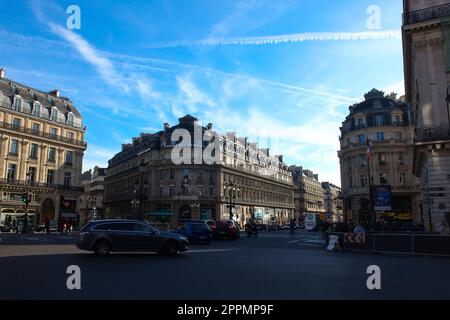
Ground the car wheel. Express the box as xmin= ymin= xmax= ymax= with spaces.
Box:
xmin=161 ymin=241 xmax=178 ymax=256
xmin=93 ymin=240 xmax=111 ymax=256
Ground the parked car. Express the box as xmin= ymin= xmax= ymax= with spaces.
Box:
xmin=211 ymin=220 xmax=240 ymax=240
xmin=76 ymin=219 xmax=189 ymax=256
xmin=34 ymin=221 xmax=59 ymax=233
xmin=173 ymin=221 xmax=212 ymax=244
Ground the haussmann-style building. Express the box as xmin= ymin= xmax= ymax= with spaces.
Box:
xmin=0 ymin=68 xmax=86 ymax=227
xmin=104 ymin=115 xmax=294 ymax=227
xmin=402 ymin=0 xmax=450 ymax=230
xmin=290 ymin=166 xmax=326 ymax=222
xmin=338 ymin=88 xmax=421 ymax=225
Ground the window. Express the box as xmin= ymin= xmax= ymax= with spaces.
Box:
xmin=67 ymin=113 xmax=74 ymax=126
xmin=47 ymin=170 xmax=54 ymax=184
xmin=48 ymin=147 xmax=56 ymax=162
xmin=358 ymin=134 xmax=365 ymax=145
xmin=400 ymin=173 xmax=406 ymax=186
xmin=33 ymin=103 xmax=41 ymax=117
xmin=65 ymin=151 xmax=73 ymax=165
xmin=160 ymin=186 xmax=163 ymax=196
xmin=398 ymin=152 xmax=404 ymax=165
xmin=359 ymin=155 xmax=366 ymax=168
xmin=356 ymin=118 xmax=365 ymax=128
xmin=182 ymin=186 xmax=188 ymax=195
xmin=375 ymin=115 xmax=383 ymax=127
xmin=32 ymin=123 xmax=40 ymax=134
xmin=67 ymin=132 xmax=74 ymax=142
xmin=50 ymin=127 xmax=58 ymax=138
xmin=378 ymin=153 xmax=387 ymax=165
xmin=7 ymin=164 xmax=16 ymax=181
xmin=361 ymin=174 xmax=368 ymax=187
xmin=376 ymin=132 xmax=384 ymax=141
xmin=379 ymin=173 xmax=388 ymax=185
xmin=13 ymin=98 xmax=22 ymax=112
xmin=29 ymin=143 xmax=38 ymax=160
xmin=170 ymin=168 xmax=175 ymax=179
xmin=394 ymin=132 xmax=402 ymax=142
xmin=28 ymin=167 xmax=36 ymax=182
xmin=12 ymin=118 xmax=21 ymax=130
xmin=183 ymin=168 xmax=189 ymax=178
xmin=50 ymin=108 xmax=57 ymax=121
xmin=392 ymin=114 xmax=402 ymax=125
xmin=64 ymin=172 xmax=71 ymax=187
xmin=9 ymin=139 xmax=19 ymax=155
xmin=169 ymin=185 xmax=175 ymax=196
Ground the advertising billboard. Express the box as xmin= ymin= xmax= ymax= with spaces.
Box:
xmin=371 ymin=186 xmax=392 ymax=211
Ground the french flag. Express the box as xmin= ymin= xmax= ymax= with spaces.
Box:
xmin=366 ymin=138 xmax=371 ymax=162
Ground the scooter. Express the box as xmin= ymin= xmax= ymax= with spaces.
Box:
xmin=247 ymin=225 xmax=258 ymax=237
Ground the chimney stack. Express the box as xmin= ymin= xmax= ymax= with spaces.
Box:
xmin=0 ymin=68 xmax=5 ymax=79
xmin=49 ymin=89 xmax=60 ymax=97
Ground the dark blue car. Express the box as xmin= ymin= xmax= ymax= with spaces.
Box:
xmin=173 ymin=221 xmax=212 ymax=244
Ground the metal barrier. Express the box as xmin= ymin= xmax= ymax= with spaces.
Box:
xmin=326 ymin=232 xmax=450 ymax=256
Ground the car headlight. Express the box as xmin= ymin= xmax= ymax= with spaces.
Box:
xmin=179 ymin=236 xmax=188 ymax=241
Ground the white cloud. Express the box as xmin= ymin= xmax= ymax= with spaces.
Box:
xmin=48 ymin=23 xmax=126 ymax=91
xmin=82 ymin=145 xmax=118 ymax=171
xmin=147 ymin=30 xmax=401 ymax=48
xmin=384 ymin=80 xmax=405 ymax=97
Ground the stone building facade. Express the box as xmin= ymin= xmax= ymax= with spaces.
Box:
xmin=104 ymin=115 xmax=294 ymax=227
xmin=290 ymin=166 xmax=326 ymax=222
xmin=322 ymin=182 xmax=343 ymax=223
xmin=0 ymin=68 xmax=86 ymax=227
xmin=338 ymin=88 xmax=421 ymax=225
xmin=402 ymin=0 xmax=450 ymax=230
xmin=79 ymin=166 xmax=106 ymax=226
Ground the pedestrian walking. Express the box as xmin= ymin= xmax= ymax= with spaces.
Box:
xmin=439 ymin=220 xmax=449 ymax=235
xmin=289 ymin=218 xmax=296 ymax=235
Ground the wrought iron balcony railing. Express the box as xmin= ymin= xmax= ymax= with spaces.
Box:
xmin=403 ymin=3 xmax=450 ymax=25
xmin=0 ymin=178 xmax=84 ymax=192
xmin=0 ymin=121 xmax=87 ymax=147
xmin=415 ymin=125 xmax=450 ymax=142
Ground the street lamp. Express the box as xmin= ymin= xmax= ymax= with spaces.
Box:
xmin=22 ymin=170 xmax=32 ymax=233
xmin=137 ymin=160 xmax=148 ymax=220
xmin=224 ymin=182 xmax=239 ymax=220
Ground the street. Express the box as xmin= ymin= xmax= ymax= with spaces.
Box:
xmin=1 ymin=230 xmax=450 ymax=300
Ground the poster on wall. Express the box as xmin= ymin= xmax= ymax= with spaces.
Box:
xmin=371 ymin=186 xmax=392 ymax=211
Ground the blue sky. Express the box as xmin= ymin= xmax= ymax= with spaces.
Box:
xmin=0 ymin=0 xmax=405 ymax=185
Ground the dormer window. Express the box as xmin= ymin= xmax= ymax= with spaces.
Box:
xmin=33 ymin=103 xmax=41 ymax=117
xmin=356 ymin=117 xmax=366 ymax=128
xmin=13 ymin=97 xmax=22 ymax=112
xmin=50 ymin=107 xmax=58 ymax=121
xmin=67 ymin=112 xmax=74 ymax=126
xmin=392 ymin=113 xmax=402 ymax=125
xmin=47 ymin=96 xmax=54 ymax=105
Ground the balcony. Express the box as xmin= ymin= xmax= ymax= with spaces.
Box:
xmin=0 ymin=178 xmax=84 ymax=192
xmin=0 ymin=121 xmax=87 ymax=147
xmin=403 ymin=3 xmax=450 ymax=25
xmin=415 ymin=125 xmax=450 ymax=143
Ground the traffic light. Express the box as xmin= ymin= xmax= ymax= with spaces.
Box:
xmin=21 ymin=193 xmax=31 ymax=204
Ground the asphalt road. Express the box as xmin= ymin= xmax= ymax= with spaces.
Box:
xmin=1 ymin=230 xmax=449 ymax=299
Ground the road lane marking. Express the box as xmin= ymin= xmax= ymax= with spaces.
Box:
xmin=286 ymin=240 xmax=299 ymax=244
xmin=187 ymin=249 xmax=238 ymax=253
